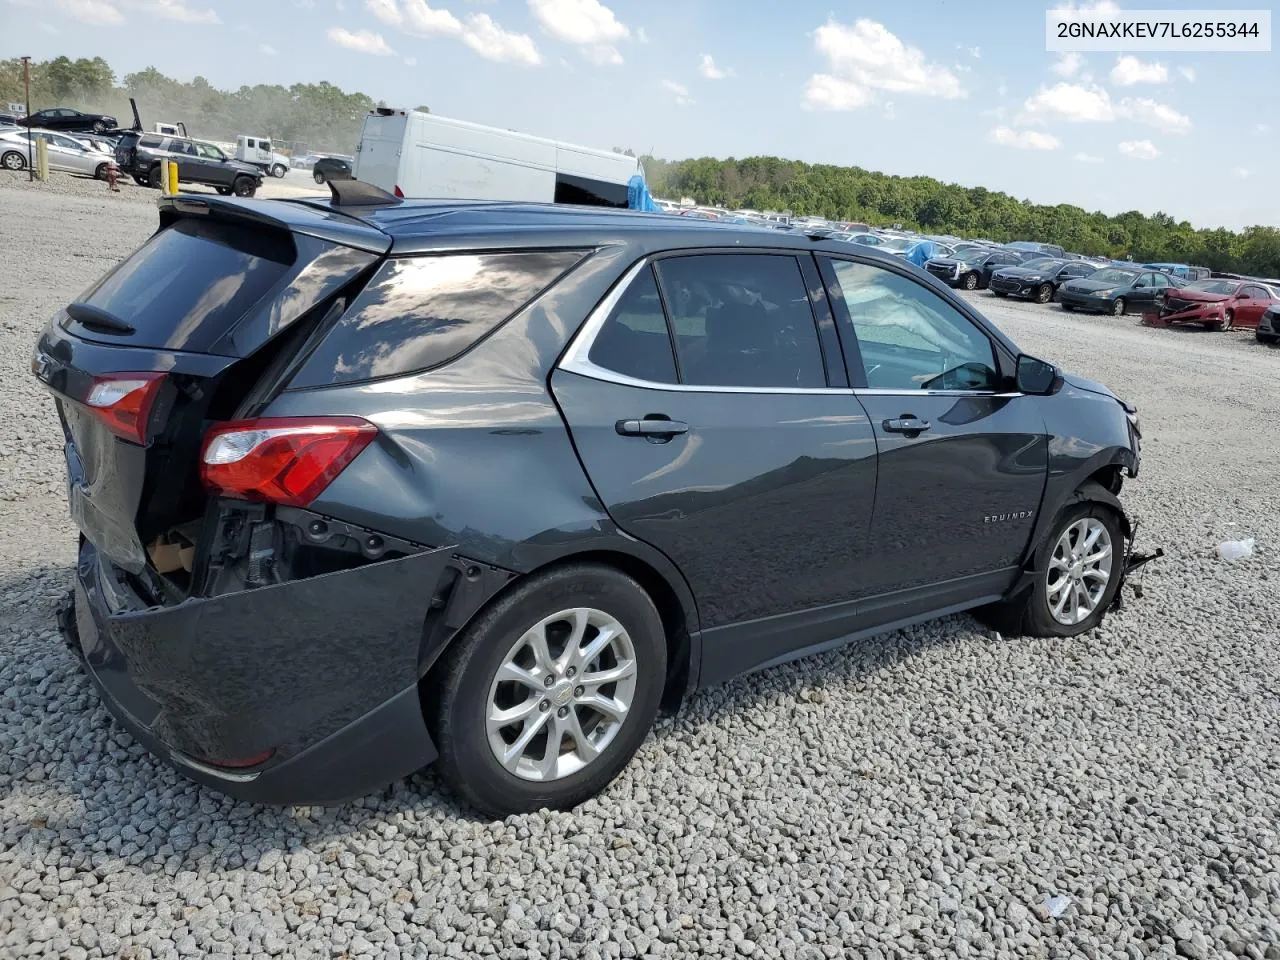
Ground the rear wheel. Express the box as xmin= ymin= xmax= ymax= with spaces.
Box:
xmin=1035 ymin=283 xmax=1054 ymax=304
xmin=430 ymin=563 xmax=667 ymax=817
xmin=1111 ymin=297 xmax=1126 ymax=317
xmin=1 ymin=150 xmax=26 ymax=170
xmin=977 ymin=499 xmax=1125 ymax=638
xmin=271 ymin=163 xmax=287 ymax=178
xmin=232 ymin=176 xmax=256 ymax=197
xmin=147 ymin=165 xmax=162 ymax=188
xmin=962 ymin=272 xmax=979 ymax=290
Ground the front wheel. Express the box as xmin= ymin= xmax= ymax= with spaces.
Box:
xmin=92 ymin=121 xmax=106 ymax=133
xmin=271 ymin=163 xmax=287 ymax=178
xmin=147 ymin=165 xmax=162 ymax=188
xmin=94 ymin=163 xmax=109 ymax=181
xmin=232 ymin=176 xmax=257 ymax=197
xmin=977 ymin=498 xmax=1125 ymax=638
xmin=1111 ymin=297 xmax=1126 ymax=317
xmin=1257 ymin=331 xmax=1278 ymax=345
xmin=133 ymin=174 xmax=149 ymax=186
xmin=430 ymin=563 xmax=667 ymax=818
xmin=313 ymin=170 xmax=326 ymax=185
xmin=962 ymin=272 xmax=979 ymax=291
xmin=1 ymin=150 xmax=26 ymax=170
xmin=1221 ymin=308 xmax=1235 ymax=331
xmin=1035 ymin=283 xmax=1054 ymax=304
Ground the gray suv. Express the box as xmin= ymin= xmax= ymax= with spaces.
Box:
xmin=114 ymin=130 xmax=263 ymax=196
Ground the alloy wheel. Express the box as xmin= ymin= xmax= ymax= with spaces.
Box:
xmin=1111 ymin=298 xmax=1126 ymax=317
xmin=963 ymin=273 xmax=978 ymax=290
xmin=1036 ymin=283 xmax=1053 ymax=304
xmin=1045 ymin=518 xmax=1114 ymax=626
xmin=486 ymin=607 xmax=638 ymax=782
xmin=1222 ymin=309 xmax=1235 ymax=331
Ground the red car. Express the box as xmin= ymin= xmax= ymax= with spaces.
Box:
xmin=1157 ymin=279 xmax=1279 ymax=330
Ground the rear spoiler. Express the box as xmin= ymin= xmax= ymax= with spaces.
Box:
xmin=157 ymin=195 xmax=391 ymax=254
xmin=327 ymin=179 xmax=403 ymax=208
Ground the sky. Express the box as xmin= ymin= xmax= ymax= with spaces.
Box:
xmin=2 ymin=0 xmax=1277 ymax=230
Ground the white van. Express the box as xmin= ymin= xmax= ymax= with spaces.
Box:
xmin=234 ymin=135 xmax=290 ymax=178
xmin=354 ymin=108 xmax=645 ymax=205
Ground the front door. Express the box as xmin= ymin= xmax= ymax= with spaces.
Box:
xmin=1237 ymin=285 xmax=1274 ymax=326
xmin=817 ymin=254 xmax=1048 ymax=618
xmin=553 ymin=252 xmax=879 ymax=683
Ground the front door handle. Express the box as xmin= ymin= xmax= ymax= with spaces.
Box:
xmin=616 ymin=418 xmax=689 ymax=438
xmin=882 ymin=416 xmax=931 ymax=434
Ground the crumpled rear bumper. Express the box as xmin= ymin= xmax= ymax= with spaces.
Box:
xmin=63 ymin=537 xmax=465 ymax=805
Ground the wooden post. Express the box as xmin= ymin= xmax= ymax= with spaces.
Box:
xmin=34 ymin=137 xmax=49 ymax=181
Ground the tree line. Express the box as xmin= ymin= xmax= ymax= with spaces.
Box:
xmin=3 ymin=56 xmax=1275 ymax=277
xmin=641 ymin=156 xmax=1280 ymax=278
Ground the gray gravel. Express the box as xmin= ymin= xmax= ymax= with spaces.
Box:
xmin=2 ymin=175 xmax=1279 ymax=959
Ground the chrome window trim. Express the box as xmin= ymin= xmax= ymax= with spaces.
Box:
xmin=558 ymin=256 xmax=1026 ymax=400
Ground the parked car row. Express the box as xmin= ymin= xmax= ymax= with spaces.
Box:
xmin=0 ymin=128 xmax=115 ymax=179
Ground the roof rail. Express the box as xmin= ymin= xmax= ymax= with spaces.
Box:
xmin=327 ymin=179 xmax=403 ymax=207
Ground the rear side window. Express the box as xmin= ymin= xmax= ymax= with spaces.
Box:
xmin=74 ymin=218 xmax=294 ymax=351
xmin=289 ymin=250 xmax=584 ymax=388
xmin=139 ymin=135 xmax=161 ymax=148
xmin=587 ymin=266 xmax=678 ymax=383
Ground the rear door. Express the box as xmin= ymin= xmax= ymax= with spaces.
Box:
xmin=817 ymin=253 xmax=1048 ymax=617
xmin=553 ymin=251 xmax=879 ymax=681
xmin=1239 ymin=285 xmax=1274 ymax=325
xmin=355 ymin=114 xmax=405 ymax=192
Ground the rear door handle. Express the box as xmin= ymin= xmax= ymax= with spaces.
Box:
xmin=616 ymin=418 xmax=689 ymax=438
xmin=882 ymin=416 xmax=931 ymax=434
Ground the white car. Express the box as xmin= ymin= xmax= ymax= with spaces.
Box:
xmin=0 ymin=128 xmax=112 ymax=179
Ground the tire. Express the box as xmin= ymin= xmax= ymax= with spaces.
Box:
xmin=992 ymin=290 xmax=1008 ymax=298
xmin=271 ymin=163 xmax=287 ymax=178
xmin=215 ymin=186 xmax=233 ymax=196
xmin=962 ymin=272 xmax=979 ymax=291
xmin=1257 ymin=332 xmax=1278 ymax=345
xmin=1222 ymin=308 xmax=1235 ymax=331
xmin=977 ymin=498 xmax=1125 ymax=638
xmin=232 ymin=176 xmax=256 ymax=198
xmin=147 ymin=165 xmax=162 ymax=188
xmin=1 ymin=150 xmax=26 ymax=170
xmin=430 ymin=563 xmax=667 ymax=818
xmin=313 ymin=170 xmax=326 ymax=185
xmin=92 ymin=121 xmax=106 ymax=133
xmin=133 ymin=174 xmax=149 ymax=186
xmin=94 ymin=163 xmax=108 ymax=181
xmin=1111 ymin=297 xmax=1126 ymax=317
xmin=1061 ymin=303 xmax=1075 ymax=312
xmin=1035 ymin=283 xmax=1054 ymax=304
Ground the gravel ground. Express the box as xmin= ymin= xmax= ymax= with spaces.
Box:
xmin=2 ymin=176 xmax=1279 ymax=960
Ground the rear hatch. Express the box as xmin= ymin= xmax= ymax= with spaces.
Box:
xmin=114 ymin=132 xmax=139 ymax=171
xmin=33 ymin=196 xmax=388 ymax=594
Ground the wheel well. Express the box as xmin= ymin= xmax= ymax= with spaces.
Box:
xmin=1088 ymin=464 xmax=1124 ymax=495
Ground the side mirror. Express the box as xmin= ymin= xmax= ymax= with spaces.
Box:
xmin=1016 ymin=354 xmax=1061 ymax=395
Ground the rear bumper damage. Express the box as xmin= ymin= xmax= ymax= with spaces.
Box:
xmin=60 ymin=537 xmax=495 ymax=805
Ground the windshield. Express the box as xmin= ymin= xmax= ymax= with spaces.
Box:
xmin=960 ymin=252 xmax=992 ymax=264
xmin=1089 ymin=269 xmax=1139 ymax=284
xmin=1184 ymin=279 xmax=1239 ymax=294
xmin=878 ymin=237 xmax=916 ymax=253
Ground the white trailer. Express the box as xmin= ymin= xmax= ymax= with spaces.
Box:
xmin=354 ymin=108 xmax=645 ymax=206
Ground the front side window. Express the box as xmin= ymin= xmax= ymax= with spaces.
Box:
xmin=825 ymin=258 xmax=999 ymax=392
xmin=290 ymin=250 xmax=585 ymax=388
xmin=654 ymin=254 xmax=826 ymax=389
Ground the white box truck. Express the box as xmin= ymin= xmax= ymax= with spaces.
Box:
xmin=354 ymin=108 xmax=644 ymax=205
xmin=234 ymin=135 xmax=291 ymax=178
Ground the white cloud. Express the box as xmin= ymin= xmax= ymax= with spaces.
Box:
xmin=802 ymin=17 xmax=965 ymax=111
xmin=802 ymin=74 xmax=874 ymax=112
xmin=699 ymin=54 xmax=729 ymax=80
xmin=1118 ymin=139 xmax=1160 ymax=159
xmin=988 ymin=126 xmax=1061 ymax=150
xmin=662 ymin=79 xmax=693 ymax=107
xmin=1110 ymin=55 xmax=1168 ymax=86
xmin=260 ymin=43 xmax=278 ymax=54
xmin=463 ymin=13 xmax=541 ymax=64
xmin=1052 ymin=52 xmax=1084 ymax=77
xmin=55 ymin=0 xmax=124 ymax=24
xmin=1178 ymin=65 xmax=1196 ymax=82
xmin=367 ymin=0 xmax=461 ymax=35
xmin=1121 ymin=96 xmax=1191 ymax=134
xmin=1075 ymin=152 xmax=1104 ymax=162
xmin=327 ymin=26 xmax=396 ymax=55
xmin=1232 ymin=167 xmax=1251 ymax=180
xmin=529 ymin=0 xmax=629 ymax=65
xmin=1021 ymin=82 xmax=1114 ymax=122
xmin=956 ymin=43 xmax=980 ymax=59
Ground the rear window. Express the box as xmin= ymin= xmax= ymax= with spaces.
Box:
xmin=288 ymin=250 xmax=585 ymax=388
xmin=139 ymin=135 xmax=161 ymax=148
xmin=73 ymin=218 xmax=294 ymax=351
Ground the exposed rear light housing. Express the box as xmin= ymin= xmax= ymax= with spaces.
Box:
xmin=85 ymin=372 xmax=167 ymax=445
xmin=200 ymin=416 xmax=377 ymax=508
xmin=393 ymin=184 xmax=404 ymax=198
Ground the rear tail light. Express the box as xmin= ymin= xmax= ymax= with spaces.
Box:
xmin=85 ymin=372 xmax=167 ymax=445
xmin=200 ymin=416 xmax=377 ymax=507
xmin=393 ymin=184 xmax=404 ymax=198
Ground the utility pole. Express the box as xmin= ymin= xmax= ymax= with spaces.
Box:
xmin=21 ymin=57 xmax=33 ymax=182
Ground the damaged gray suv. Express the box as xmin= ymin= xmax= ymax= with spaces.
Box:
xmin=35 ymin=184 xmax=1149 ymax=817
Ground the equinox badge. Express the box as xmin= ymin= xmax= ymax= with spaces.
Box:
xmin=984 ymin=510 xmax=1034 ymax=523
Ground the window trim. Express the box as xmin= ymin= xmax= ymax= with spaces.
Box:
xmin=560 ymin=252 xmax=852 ymax=395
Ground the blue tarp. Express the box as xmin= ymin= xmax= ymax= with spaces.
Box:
xmin=903 ymin=239 xmax=939 ymax=267
xmin=627 ymin=174 xmax=661 ymax=213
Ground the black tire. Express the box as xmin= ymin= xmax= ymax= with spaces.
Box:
xmin=1061 ymin=303 xmax=1075 ymax=312
xmin=976 ymin=497 xmax=1126 ymax=638
xmin=232 ymin=176 xmax=256 ymax=197
xmin=992 ymin=290 xmax=1008 ymax=298
xmin=1 ymin=150 xmax=26 ymax=170
xmin=962 ymin=272 xmax=979 ymax=291
xmin=1111 ymin=297 xmax=1126 ymax=317
xmin=215 ymin=186 xmax=233 ymax=196
xmin=1257 ymin=332 xmax=1277 ymax=345
xmin=1035 ymin=283 xmax=1054 ymax=304
xmin=94 ymin=163 xmax=109 ymax=181
xmin=133 ymin=174 xmax=149 ymax=186
xmin=313 ymin=170 xmax=326 ymax=185
xmin=271 ymin=163 xmax=287 ymax=178
xmin=430 ymin=563 xmax=667 ymax=818
xmin=92 ymin=120 xmax=106 ymax=133
xmin=147 ymin=165 xmax=162 ymax=188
